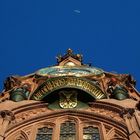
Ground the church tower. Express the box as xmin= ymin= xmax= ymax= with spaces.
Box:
xmin=0 ymin=49 xmax=140 ymax=140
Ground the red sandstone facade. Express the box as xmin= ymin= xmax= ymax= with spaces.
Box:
xmin=0 ymin=49 xmax=140 ymax=140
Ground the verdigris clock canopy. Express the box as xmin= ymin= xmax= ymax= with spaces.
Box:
xmin=36 ymin=66 xmax=104 ymax=77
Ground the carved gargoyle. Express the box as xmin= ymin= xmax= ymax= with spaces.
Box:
xmin=4 ymin=76 xmax=21 ymax=91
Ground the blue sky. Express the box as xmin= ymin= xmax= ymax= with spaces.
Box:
xmin=0 ymin=0 xmax=140 ymax=91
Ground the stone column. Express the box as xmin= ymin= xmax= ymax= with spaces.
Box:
xmin=121 ymin=108 xmax=140 ymax=140
xmin=0 ymin=110 xmax=15 ymax=140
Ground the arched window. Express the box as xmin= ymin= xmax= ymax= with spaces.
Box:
xmin=36 ymin=126 xmax=53 ymax=140
xmin=60 ymin=121 xmax=76 ymax=140
xmin=83 ymin=126 xmax=100 ymax=140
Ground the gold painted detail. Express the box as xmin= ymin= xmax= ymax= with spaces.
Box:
xmin=59 ymin=90 xmax=78 ymax=109
xmin=32 ymin=77 xmax=106 ymax=100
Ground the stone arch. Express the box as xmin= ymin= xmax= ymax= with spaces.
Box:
xmin=11 ymin=130 xmax=29 ymax=140
xmin=31 ymin=77 xmax=107 ymax=101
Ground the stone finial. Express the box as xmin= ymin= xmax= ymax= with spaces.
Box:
xmin=67 ymin=48 xmax=73 ymax=55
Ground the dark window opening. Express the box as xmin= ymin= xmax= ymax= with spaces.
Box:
xmin=60 ymin=121 xmax=76 ymax=140
xmin=36 ymin=127 xmax=53 ymax=140
xmin=83 ymin=126 xmax=100 ymax=140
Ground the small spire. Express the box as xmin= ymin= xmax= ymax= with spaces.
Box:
xmin=67 ymin=48 xmax=73 ymax=55
xmin=56 ymin=49 xmax=83 ymax=64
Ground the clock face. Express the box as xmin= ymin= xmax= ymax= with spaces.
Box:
xmin=36 ymin=66 xmax=103 ymax=77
